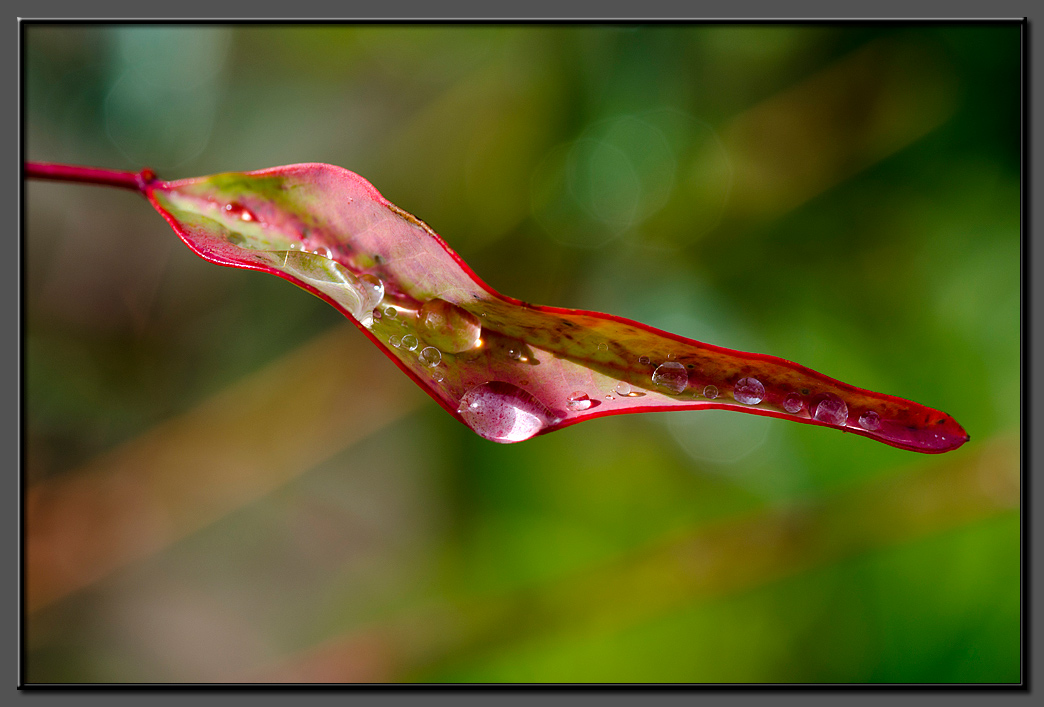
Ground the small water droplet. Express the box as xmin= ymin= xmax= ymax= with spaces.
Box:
xmin=419 ymin=346 xmax=442 ymax=367
xmin=597 ymin=343 xmax=608 ymax=352
xmin=566 ymin=391 xmax=592 ymax=411
xmin=372 ymin=309 xmax=383 ymax=321
xmin=614 ymin=382 xmax=646 ymax=398
xmin=605 ymin=394 xmax=615 ymax=400
xmin=783 ymin=393 xmax=803 ymax=414
xmin=812 ymin=394 xmax=849 ymax=426
xmin=389 ymin=335 xmax=401 ymax=348
xmin=360 ymin=273 xmax=382 ymax=293
xmin=733 ymin=377 xmax=765 ymax=405
xmin=457 ymin=381 xmax=557 ymax=443
xmin=432 ymin=370 xmax=445 ymax=383
xmin=401 ymin=334 xmax=419 ymax=351
xmin=224 ymin=202 xmax=255 ymax=222
xmin=384 ymin=306 xmax=397 ymax=318
xmin=310 ymin=246 xmax=333 ymax=258
xmin=652 ymin=361 xmax=688 ymax=394
xmin=508 ymin=347 xmax=522 ymax=360
xmin=703 ymin=385 xmax=719 ymax=399
xmin=638 ymin=355 xmax=651 ymax=365
xmin=858 ymin=409 xmax=881 ymax=431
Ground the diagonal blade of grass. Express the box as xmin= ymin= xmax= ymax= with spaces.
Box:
xmin=719 ymin=36 xmax=957 ymax=224
xmin=25 ymin=326 xmax=426 ymax=613
xmin=255 ymin=435 xmax=1017 ymax=682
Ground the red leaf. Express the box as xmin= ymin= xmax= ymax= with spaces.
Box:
xmin=32 ymin=161 xmax=970 ymax=452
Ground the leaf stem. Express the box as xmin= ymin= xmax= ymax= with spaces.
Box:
xmin=24 ymin=161 xmax=157 ymax=194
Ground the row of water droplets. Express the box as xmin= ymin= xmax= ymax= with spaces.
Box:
xmin=564 ymin=353 xmax=882 ymax=434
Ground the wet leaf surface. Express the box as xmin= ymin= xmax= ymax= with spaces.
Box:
xmin=137 ymin=162 xmax=967 ymax=451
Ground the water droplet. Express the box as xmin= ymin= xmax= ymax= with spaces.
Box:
xmin=733 ymin=377 xmax=765 ymax=405
xmin=703 ymin=385 xmax=719 ymax=399
xmin=783 ymin=393 xmax=803 ymax=414
xmin=389 ymin=335 xmax=401 ymax=348
xmin=384 ymin=306 xmax=397 ymax=318
xmin=597 ymin=343 xmax=608 ymax=352
xmin=508 ymin=347 xmax=522 ymax=360
xmin=605 ymin=394 xmax=615 ymax=400
xmin=432 ymin=370 xmax=445 ymax=383
xmin=614 ymin=382 xmax=646 ymax=398
xmin=457 ymin=382 xmax=558 ymax=443
xmin=858 ymin=409 xmax=881 ymax=431
xmin=224 ymin=202 xmax=255 ymax=222
xmin=566 ymin=391 xmax=592 ymax=412
xmin=638 ymin=356 xmax=651 ymax=365
xmin=812 ymin=394 xmax=849 ymax=426
xmin=401 ymin=334 xmax=419 ymax=351
xmin=418 ymin=298 xmax=482 ymax=353
xmin=311 ymin=246 xmax=333 ymax=258
xmin=360 ymin=273 xmax=382 ymax=293
xmin=419 ymin=346 xmax=442 ymax=367
xmin=652 ymin=361 xmax=688 ymax=394
xmin=372 ymin=308 xmax=383 ymax=321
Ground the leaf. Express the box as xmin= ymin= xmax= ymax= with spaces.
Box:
xmin=142 ymin=162 xmax=966 ymax=452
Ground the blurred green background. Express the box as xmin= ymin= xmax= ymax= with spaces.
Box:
xmin=23 ymin=24 xmax=1020 ymax=683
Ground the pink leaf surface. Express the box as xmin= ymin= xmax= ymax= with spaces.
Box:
xmin=29 ymin=161 xmax=970 ymax=452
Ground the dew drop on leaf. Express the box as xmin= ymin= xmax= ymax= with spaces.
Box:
xmin=783 ymin=392 xmax=803 ymax=414
xmin=419 ymin=346 xmax=442 ymax=368
xmin=859 ymin=409 xmax=881 ymax=431
xmin=418 ymin=298 xmax=482 ymax=353
xmin=401 ymin=334 xmax=419 ymax=351
xmin=652 ymin=361 xmax=688 ymax=394
xmin=703 ymin=384 xmax=719 ymax=399
xmin=457 ymin=381 xmax=558 ymax=443
xmin=384 ymin=306 xmax=397 ymax=318
xmin=566 ymin=391 xmax=592 ymax=412
xmin=389 ymin=335 xmax=401 ymax=348
xmin=813 ymin=394 xmax=849 ymax=426
xmin=733 ymin=377 xmax=766 ymax=405
xmin=638 ymin=355 xmax=651 ymax=365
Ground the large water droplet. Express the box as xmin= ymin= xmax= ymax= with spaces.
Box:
xmin=652 ymin=361 xmax=688 ymax=394
xmin=457 ymin=382 xmax=558 ymax=443
xmin=733 ymin=377 xmax=765 ymax=405
xmin=401 ymin=334 xmax=419 ymax=351
xmin=783 ymin=393 xmax=803 ymax=414
xmin=279 ymin=251 xmax=383 ymax=326
xmin=419 ymin=346 xmax=442 ymax=367
xmin=566 ymin=391 xmax=592 ymax=412
xmin=858 ymin=409 xmax=881 ymax=431
xmin=703 ymin=385 xmax=719 ymax=399
xmin=812 ymin=394 xmax=849 ymax=426
xmin=418 ymin=298 xmax=482 ymax=353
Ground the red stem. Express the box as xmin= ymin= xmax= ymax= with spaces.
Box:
xmin=24 ymin=161 xmax=157 ymax=193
